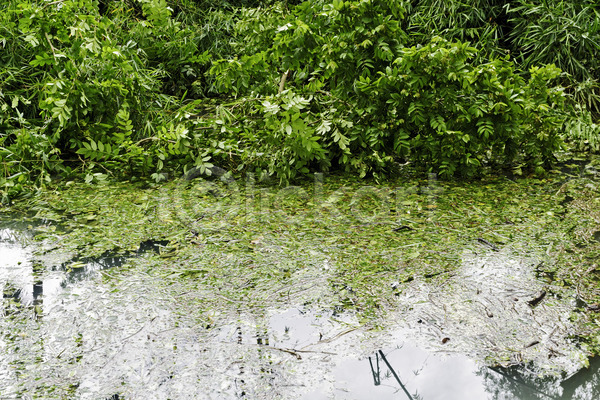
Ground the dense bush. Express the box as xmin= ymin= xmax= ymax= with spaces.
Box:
xmin=210 ymin=0 xmax=567 ymax=180
xmin=404 ymin=0 xmax=510 ymax=60
xmin=507 ymin=0 xmax=600 ymax=114
xmin=0 ymin=0 xmax=227 ymax=199
xmin=0 ymin=0 xmax=597 ymax=201
xmin=1 ymin=1 xmax=157 ymax=185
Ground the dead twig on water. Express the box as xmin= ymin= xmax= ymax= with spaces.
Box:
xmin=224 ymin=342 xmax=338 ymax=360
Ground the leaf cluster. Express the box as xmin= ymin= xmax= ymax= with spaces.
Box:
xmin=0 ymin=0 xmax=236 ymax=199
xmin=210 ymin=0 xmax=568 ymax=180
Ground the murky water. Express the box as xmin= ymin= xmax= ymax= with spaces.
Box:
xmin=393 ymin=244 xmax=588 ymax=376
xmin=1 ymin=223 xmax=600 ymax=399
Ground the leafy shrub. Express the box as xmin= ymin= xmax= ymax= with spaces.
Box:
xmin=0 ymin=0 xmax=164 ymax=178
xmin=507 ymin=0 xmax=600 ymax=113
xmin=211 ymin=0 xmax=567 ymax=180
xmin=564 ymin=107 xmax=600 ymax=152
xmin=405 ymin=0 xmax=510 ymax=60
xmin=0 ymin=0 xmax=230 ymax=195
xmin=362 ymin=39 xmax=566 ymax=176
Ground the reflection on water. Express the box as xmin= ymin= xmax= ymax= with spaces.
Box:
xmin=300 ymin=339 xmax=489 ymax=400
xmin=391 ymin=246 xmax=587 ymax=377
xmin=59 ymin=239 xmax=169 ymax=284
xmin=325 ymin=345 xmax=600 ymax=399
xmin=2 ymin=224 xmax=600 ymax=398
xmin=0 ymin=227 xmax=39 ymax=307
xmin=0 ymin=224 xmax=168 ymax=309
xmin=219 ymin=308 xmax=600 ymax=399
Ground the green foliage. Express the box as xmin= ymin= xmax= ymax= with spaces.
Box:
xmin=227 ymin=91 xmax=329 ymax=182
xmin=507 ymin=0 xmax=600 ymax=113
xmin=564 ymin=107 xmax=600 ymax=152
xmin=211 ymin=0 xmax=567 ymax=180
xmin=405 ymin=0 xmax=509 ymax=60
xmin=0 ymin=0 xmax=239 ymax=200
xmin=0 ymin=0 xmax=163 ymax=180
xmin=364 ymin=39 xmax=566 ymax=176
xmin=1 ymin=0 xmax=599 ymax=200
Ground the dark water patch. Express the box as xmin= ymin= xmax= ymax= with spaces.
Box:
xmin=554 ymin=152 xmax=600 ymax=178
xmin=559 ymin=158 xmax=590 ymax=177
xmin=56 ymin=239 xmax=169 ymax=283
xmin=0 ymin=223 xmax=169 ymax=310
xmin=137 ymin=239 xmax=170 ymax=254
xmin=0 ymin=210 xmax=66 ymax=236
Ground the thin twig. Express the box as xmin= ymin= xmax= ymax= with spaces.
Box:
xmin=302 ymin=326 xmax=361 ymax=348
xmin=44 ymin=32 xmax=57 ymax=61
xmin=278 ymin=69 xmax=290 ymax=94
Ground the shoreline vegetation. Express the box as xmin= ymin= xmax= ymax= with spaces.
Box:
xmin=1 ymin=0 xmax=599 ymax=202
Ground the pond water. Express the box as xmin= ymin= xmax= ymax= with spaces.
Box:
xmin=1 ymin=222 xmax=600 ymax=399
